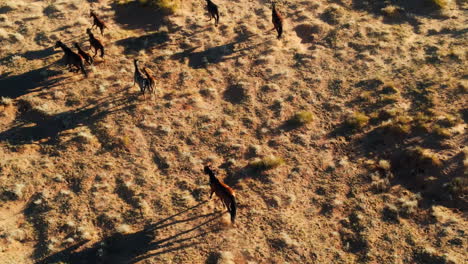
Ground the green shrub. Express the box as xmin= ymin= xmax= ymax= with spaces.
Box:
xmin=289 ymin=111 xmax=314 ymax=126
xmin=346 ymin=112 xmax=370 ymax=129
xmin=144 ymin=0 xmax=179 ymax=13
xmin=115 ymin=0 xmax=179 ymax=13
xmin=430 ymin=0 xmax=449 ymax=9
xmin=410 ymin=147 xmax=442 ymax=167
xmin=249 ymin=155 xmax=285 ymax=171
xmin=447 ymin=177 xmax=468 ymax=196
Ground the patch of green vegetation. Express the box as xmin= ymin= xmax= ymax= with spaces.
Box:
xmin=358 ymin=91 xmax=373 ymax=102
xmin=288 ymin=111 xmax=314 ymax=126
xmin=432 ymin=124 xmax=451 ymax=138
xmin=380 ymin=83 xmax=399 ymax=95
xmin=380 ymin=94 xmax=400 ymax=105
xmin=346 ymin=112 xmax=370 ymax=130
xmin=115 ymin=0 xmax=179 ymax=13
xmin=447 ymin=177 xmax=468 ymax=197
xmin=378 ymin=108 xmax=400 ymax=121
xmin=381 ymin=5 xmax=402 ymax=17
xmin=409 ymin=147 xmax=442 ymax=167
xmin=430 ymin=0 xmax=449 ymax=9
xmin=382 ymin=115 xmax=412 ymax=135
xmin=140 ymin=0 xmax=179 ymax=13
xmin=249 ymin=155 xmax=284 ymax=171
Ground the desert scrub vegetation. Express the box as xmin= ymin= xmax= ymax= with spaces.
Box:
xmin=115 ymin=0 xmax=180 ymax=13
xmin=345 ymin=112 xmax=370 ymax=130
xmin=287 ymin=111 xmax=313 ymax=126
xmin=0 ymin=97 xmax=13 ymax=106
xmin=407 ymin=147 xmax=442 ymax=167
xmin=381 ymin=114 xmax=413 ymax=135
xmin=249 ymin=155 xmax=284 ymax=171
xmin=430 ymin=0 xmax=450 ymax=9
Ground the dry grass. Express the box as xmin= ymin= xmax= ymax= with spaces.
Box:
xmin=249 ymin=155 xmax=285 ymax=171
xmin=431 ymin=0 xmax=450 ymax=9
xmin=346 ymin=112 xmax=370 ymax=130
xmin=288 ymin=111 xmax=314 ymax=126
xmin=0 ymin=0 xmax=466 ymax=263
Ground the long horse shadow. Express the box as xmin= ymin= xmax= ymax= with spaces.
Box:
xmin=111 ymin=1 xmax=170 ymax=31
xmin=115 ymin=31 xmax=170 ymax=55
xmin=347 ymin=0 xmax=446 ymax=32
xmin=0 ymin=92 xmax=136 ymax=145
xmin=171 ymin=35 xmax=260 ymax=69
xmin=0 ymin=47 xmax=57 ymax=64
xmin=0 ymin=45 xmax=84 ymax=99
xmin=36 ymin=201 xmax=222 ymax=264
xmin=0 ymin=65 xmax=64 ymax=99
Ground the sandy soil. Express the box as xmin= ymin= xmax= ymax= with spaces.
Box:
xmin=0 ymin=0 xmax=467 ymax=263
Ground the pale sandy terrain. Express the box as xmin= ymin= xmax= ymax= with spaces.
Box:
xmin=0 ymin=0 xmax=467 ymax=263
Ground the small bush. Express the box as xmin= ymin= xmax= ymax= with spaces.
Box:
xmin=346 ymin=112 xmax=370 ymax=129
xmin=140 ymin=0 xmax=179 ymax=13
xmin=382 ymin=115 xmax=412 ymax=135
xmin=410 ymin=147 xmax=442 ymax=167
xmin=430 ymin=0 xmax=450 ymax=9
xmin=0 ymin=97 xmax=13 ymax=106
xmin=249 ymin=155 xmax=284 ymax=171
xmin=288 ymin=111 xmax=314 ymax=126
xmin=381 ymin=5 xmax=402 ymax=17
xmin=447 ymin=177 xmax=467 ymax=197
xmin=432 ymin=124 xmax=451 ymax=138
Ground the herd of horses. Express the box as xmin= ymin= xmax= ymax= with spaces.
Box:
xmin=51 ymin=1 xmax=286 ymax=224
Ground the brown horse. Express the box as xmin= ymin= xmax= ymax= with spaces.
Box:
xmin=203 ymin=165 xmax=236 ymax=224
xmin=90 ymin=10 xmax=106 ymax=35
xmin=55 ymin=41 xmax=87 ymax=77
xmin=272 ymin=2 xmax=284 ymax=39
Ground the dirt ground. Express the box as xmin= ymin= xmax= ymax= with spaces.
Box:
xmin=0 ymin=0 xmax=467 ymax=263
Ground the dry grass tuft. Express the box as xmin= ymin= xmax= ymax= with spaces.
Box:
xmin=409 ymin=147 xmax=442 ymax=167
xmin=346 ymin=112 xmax=370 ymax=130
xmin=288 ymin=111 xmax=314 ymax=126
xmin=0 ymin=97 xmax=13 ymax=106
xmin=249 ymin=155 xmax=285 ymax=171
xmin=430 ymin=0 xmax=450 ymax=9
xmin=136 ymin=0 xmax=180 ymax=13
xmin=381 ymin=5 xmax=402 ymax=17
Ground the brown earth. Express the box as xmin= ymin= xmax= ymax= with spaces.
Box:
xmin=0 ymin=0 xmax=467 ymax=263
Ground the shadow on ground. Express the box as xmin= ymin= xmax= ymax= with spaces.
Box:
xmin=0 ymin=89 xmax=137 ymax=145
xmin=111 ymin=2 xmax=170 ymax=31
xmin=343 ymin=0 xmax=447 ymax=31
xmin=115 ymin=31 xmax=170 ymax=55
xmin=0 ymin=65 xmax=64 ymax=99
xmin=36 ymin=201 xmax=221 ymax=264
xmin=328 ymin=78 xmax=468 ymax=211
xmin=171 ymin=35 xmax=259 ymax=69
